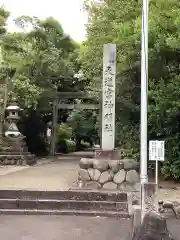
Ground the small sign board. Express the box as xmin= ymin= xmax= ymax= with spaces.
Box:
xmin=149 ymin=140 xmax=165 ymax=186
xmin=149 ymin=140 xmax=165 ymax=161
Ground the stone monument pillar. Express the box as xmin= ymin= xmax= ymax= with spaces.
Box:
xmin=76 ymin=45 xmax=140 ymax=192
xmin=95 ymin=43 xmax=120 ymax=160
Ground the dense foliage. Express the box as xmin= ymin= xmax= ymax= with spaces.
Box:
xmin=0 ymin=8 xmax=86 ymax=154
xmin=81 ymin=0 xmax=180 ymax=180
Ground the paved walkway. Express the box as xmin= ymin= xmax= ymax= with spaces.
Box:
xmin=0 ymin=215 xmax=179 ymax=240
xmin=0 ymin=151 xmax=95 ymax=190
xmin=167 ymin=219 xmax=180 ymax=240
xmin=0 ymin=156 xmax=57 ymax=176
xmin=0 ymin=215 xmax=131 ymax=240
xmin=0 ymin=157 xmax=79 ymax=190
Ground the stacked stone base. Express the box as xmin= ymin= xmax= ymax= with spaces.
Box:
xmin=94 ymin=149 xmax=122 ymax=160
xmin=0 ymin=137 xmax=36 ymax=166
xmin=0 ymin=153 xmax=36 ymax=166
xmin=79 ymin=158 xmax=140 ymax=191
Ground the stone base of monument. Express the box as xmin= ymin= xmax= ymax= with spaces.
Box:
xmin=94 ymin=149 xmax=122 ymax=160
xmin=78 ymin=158 xmax=140 ymax=193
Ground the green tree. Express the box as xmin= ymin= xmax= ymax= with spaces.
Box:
xmin=1 ymin=15 xmax=83 ymax=109
xmin=0 ymin=11 xmax=84 ymax=154
xmin=67 ymin=109 xmax=99 ymax=148
xmin=0 ymin=7 xmax=10 ymax=144
xmin=81 ymin=0 xmax=180 ymax=179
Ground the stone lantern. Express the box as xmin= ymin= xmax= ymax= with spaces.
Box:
xmin=0 ymin=102 xmax=36 ymax=166
xmin=5 ymin=103 xmax=22 ymax=138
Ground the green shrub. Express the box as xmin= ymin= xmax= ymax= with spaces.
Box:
xmin=55 ymin=123 xmax=76 ymax=153
xmin=56 ymin=123 xmax=72 ymax=141
xmin=121 ymin=148 xmax=139 ymax=161
xmin=161 ymin=135 xmax=180 ymax=180
xmin=57 ymin=139 xmax=76 ymax=153
xmin=80 ymin=140 xmax=90 ymax=149
xmin=66 ymin=139 xmax=76 ymax=153
xmin=57 ymin=139 xmax=67 ymax=153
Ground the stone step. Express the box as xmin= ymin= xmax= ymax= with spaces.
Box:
xmin=0 ymin=152 xmax=32 ymax=155
xmin=0 ymin=147 xmax=29 ymax=153
xmin=0 ymin=190 xmax=128 ymax=202
xmin=0 ymin=209 xmax=130 ymax=218
xmin=0 ymin=155 xmax=36 ymax=166
xmin=0 ymin=199 xmax=128 ymax=212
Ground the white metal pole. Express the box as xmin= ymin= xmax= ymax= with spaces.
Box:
xmin=140 ymin=0 xmax=149 ymax=222
xmin=155 ymin=159 xmax=158 ymax=185
xmin=140 ymin=0 xmax=149 ymax=185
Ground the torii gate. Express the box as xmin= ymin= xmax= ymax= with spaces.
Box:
xmin=50 ymin=91 xmax=99 ymax=156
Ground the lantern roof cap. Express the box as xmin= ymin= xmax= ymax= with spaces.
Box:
xmin=6 ymin=105 xmax=21 ymax=111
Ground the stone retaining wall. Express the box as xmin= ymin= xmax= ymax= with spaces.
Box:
xmin=0 ymin=155 xmax=36 ymax=165
xmin=79 ymin=158 xmax=140 ymax=191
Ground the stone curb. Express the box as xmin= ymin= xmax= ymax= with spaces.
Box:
xmin=0 ymin=209 xmax=131 ymax=218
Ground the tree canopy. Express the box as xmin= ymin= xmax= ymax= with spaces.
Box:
xmin=0 ymin=7 xmax=85 ymax=154
xmin=80 ymin=0 xmax=180 ymax=179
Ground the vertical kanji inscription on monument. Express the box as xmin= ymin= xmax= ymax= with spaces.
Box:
xmin=102 ymin=44 xmax=116 ymax=150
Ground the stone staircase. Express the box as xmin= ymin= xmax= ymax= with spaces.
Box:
xmin=0 ymin=190 xmax=130 ymax=218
